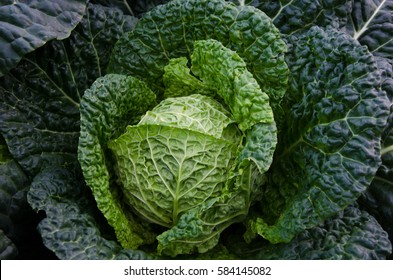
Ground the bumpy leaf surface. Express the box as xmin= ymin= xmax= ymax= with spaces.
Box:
xmin=232 ymin=0 xmax=393 ymax=62
xmin=139 ymin=94 xmax=238 ymax=140
xmin=78 ymin=74 xmax=157 ymax=249
xmin=108 ymin=0 xmax=288 ymax=112
xmin=233 ymin=0 xmax=352 ymax=34
xmin=27 ymin=164 xmax=154 ymax=260
xmin=346 ymin=0 xmax=393 ymax=60
xmin=0 ymin=3 xmax=136 ymax=259
xmin=109 ymin=123 xmax=239 ymax=227
xmin=361 ymin=66 xmax=393 ymax=249
xmin=246 ymin=26 xmax=390 ymax=244
xmin=238 ymin=206 xmax=392 ymax=259
xmin=0 ymin=0 xmax=87 ymax=76
xmin=0 ymin=3 xmax=136 ymax=176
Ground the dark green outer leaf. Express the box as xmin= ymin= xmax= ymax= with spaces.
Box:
xmin=27 ymin=164 xmax=154 ymax=260
xmin=231 ymin=0 xmax=393 ymax=61
xmin=229 ymin=0 xmax=352 ymax=35
xmin=361 ymin=72 xmax=393 ymax=250
xmin=345 ymin=0 xmax=393 ymax=60
xmin=108 ymin=0 xmax=288 ymax=112
xmin=362 ymin=173 xmax=393 ymax=248
xmin=0 ymin=3 xmax=137 ymax=259
xmin=130 ymin=0 xmax=171 ymax=17
xmin=249 ymin=26 xmax=390 ymax=244
xmin=0 ymin=3 xmax=136 ymax=176
xmin=0 ymin=0 xmax=88 ymax=77
xmin=240 ymin=206 xmax=392 ymax=259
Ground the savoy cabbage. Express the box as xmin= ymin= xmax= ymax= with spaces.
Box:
xmin=0 ymin=0 xmax=392 ymax=260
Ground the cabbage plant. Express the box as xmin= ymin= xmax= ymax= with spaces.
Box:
xmin=1 ymin=0 xmax=393 ymax=260
xmin=78 ymin=35 xmax=279 ymax=256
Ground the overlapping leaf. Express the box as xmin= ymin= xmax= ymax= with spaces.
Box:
xmin=27 ymin=164 xmax=154 ymax=260
xmin=0 ymin=0 xmax=88 ymax=76
xmin=246 ymin=26 xmax=390 ymax=244
xmin=108 ymin=0 xmax=288 ymax=112
xmin=231 ymin=206 xmax=392 ymax=259
xmin=345 ymin=0 xmax=393 ymax=60
xmin=0 ymin=3 xmax=137 ymax=259
xmin=0 ymin=3 xmax=136 ymax=176
xmin=229 ymin=0 xmax=352 ymax=34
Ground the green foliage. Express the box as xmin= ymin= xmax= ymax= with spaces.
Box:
xmin=80 ymin=38 xmax=278 ymax=256
xmin=0 ymin=0 xmax=88 ymax=77
xmin=245 ymin=26 xmax=390 ymax=244
xmin=1 ymin=0 xmax=392 ymax=260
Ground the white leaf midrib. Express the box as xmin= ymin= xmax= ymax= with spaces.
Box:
xmin=353 ymin=0 xmax=388 ymax=40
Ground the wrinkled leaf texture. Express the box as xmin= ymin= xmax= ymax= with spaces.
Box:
xmin=0 ymin=3 xmax=137 ymax=176
xmin=108 ymin=0 xmax=289 ymax=113
xmin=345 ymin=0 xmax=393 ymax=61
xmin=27 ymin=164 xmax=155 ymax=260
xmin=91 ymin=0 xmax=171 ymax=17
xmin=0 ymin=0 xmax=88 ymax=76
xmin=246 ymin=26 xmax=390 ymax=244
xmin=232 ymin=206 xmax=391 ymax=259
xmin=361 ymin=58 xmax=393 ymax=250
xmin=0 ymin=1 xmax=391 ymax=257
xmin=80 ymin=37 xmax=279 ymax=256
xmin=78 ymin=74 xmax=158 ymax=249
xmin=234 ymin=2 xmax=393 ymax=246
xmin=1 ymin=3 xmax=138 ymax=259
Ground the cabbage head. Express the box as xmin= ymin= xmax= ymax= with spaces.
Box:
xmin=78 ymin=38 xmax=281 ymax=257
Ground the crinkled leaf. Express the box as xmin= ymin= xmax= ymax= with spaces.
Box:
xmin=247 ymin=26 xmax=390 ymax=244
xmin=191 ymin=39 xmax=274 ymax=132
xmin=162 ymin=57 xmax=214 ymax=99
xmin=108 ymin=0 xmax=288 ymax=112
xmin=361 ymin=89 xmax=393 ymax=250
xmin=27 ymin=164 xmax=154 ymax=260
xmin=229 ymin=0 xmax=352 ymax=35
xmin=236 ymin=206 xmax=392 ymax=259
xmin=375 ymin=57 xmax=393 ymax=102
xmin=0 ymin=0 xmax=88 ymax=77
xmin=190 ymin=39 xmax=278 ymax=173
xmin=0 ymin=3 xmax=136 ymax=176
xmin=78 ymin=74 xmax=157 ymax=249
xmin=130 ymin=0 xmax=171 ymax=17
xmin=139 ymin=94 xmax=238 ymax=140
xmin=108 ymin=121 xmax=240 ymax=228
xmin=157 ymin=163 xmax=253 ymax=256
xmin=231 ymin=0 xmax=393 ymax=61
xmin=345 ymin=0 xmax=393 ymax=60
xmin=362 ymin=174 xmax=393 ymax=250
xmin=239 ymin=122 xmax=277 ymax=176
